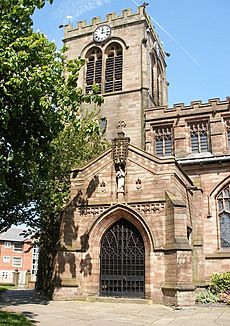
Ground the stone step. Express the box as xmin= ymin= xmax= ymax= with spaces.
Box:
xmin=88 ymin=296 xmax=152 ymax=304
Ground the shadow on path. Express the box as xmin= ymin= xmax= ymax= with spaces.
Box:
xmin=0 ymin=289 xmax=49 ymax=307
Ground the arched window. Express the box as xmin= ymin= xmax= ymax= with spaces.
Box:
xmin=151 ymin=55 xmax=156 ymax=98
xmin=188 ymin=121 xmax=209 ymax=153
xmin=156 ymin=63 xmax=162 ymax=105
xmin=105 ymin=43 xmax=123 ymax=93
xmin=151 ymin=53 xmax=162 ymax=106
xmin=217 ymin=184 xmax=230 ymax=248
xmin=153 ymin=125 xmax=173 ymax=157
xmin=225 ymin=119 xmax=230 ymax=149
xmin=85 ymin=47 xmax=102 ymax=93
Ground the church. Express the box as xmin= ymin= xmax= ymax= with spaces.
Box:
xmin=52 ymin=6 xmax=230 ymax=306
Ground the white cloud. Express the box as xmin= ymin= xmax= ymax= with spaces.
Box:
xmin=57 ymin=0 xmax=112 ymax=21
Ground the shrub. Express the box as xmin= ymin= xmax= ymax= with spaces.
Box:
xmin=196 ymin=289 xmax=219 ymax=304
xmin=210 ymin=272 xmax=230 ymax=294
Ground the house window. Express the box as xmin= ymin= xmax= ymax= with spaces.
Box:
xmin=225 ymin=119 xmax=230 ymax=149
xmin=32 ymin=245 xmax=39 ymax=276
xmin=189 ymin=121 xmax=209 ymax=153
xmin=12 ymin=257 xmax=22 ymax=267
xmin=14 ymin=242 xmax=23 ymax=252
xmin=1 ymin=271 xmax=9 ymax=279
xmin=3 ymin=256 xmax=10 ymax=263
xmin=4 ymin=241 xmax=11 ymax=248
xmin=153 ymin=126 xmax=173 ymax=157
xmin=105 ymin=43 xmax=123 ymax=93
xmin=217 ymin=184 xmax=230 ymax=248
xmin=85 ymin=47 xmax=102 ymax=94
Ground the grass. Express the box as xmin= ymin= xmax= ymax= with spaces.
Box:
xmin=0 ymin=285 xmax=34 ymax=325
xmin=0 ymin=311 xmax=34 ymax=325
xmin=0 ymin=285 xmax=16 ymax=292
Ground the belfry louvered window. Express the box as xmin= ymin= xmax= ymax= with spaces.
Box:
xmin=153 ymin=126 xmax=173 ymax=157
xmin=85 ymin=47 xmax=102 ymax=94
xmin=105 ymin=43 xmax=123 ymax=93
xmin=189 ymin=121 xmax=209 ymax=153
xmin=217 ymin=185 xmax=230 ymax=248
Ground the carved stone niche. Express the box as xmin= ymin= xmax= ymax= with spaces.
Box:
xmin=136 ymin=178 xmax=142 ymax=190
xmin=112 ymin=131 xmax=130 ymax=166
xmin=100 ymin=181 xmax=106 ymax=192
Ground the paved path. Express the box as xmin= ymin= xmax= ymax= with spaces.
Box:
xmin=1 ymin=289 xmax=230 ymax=326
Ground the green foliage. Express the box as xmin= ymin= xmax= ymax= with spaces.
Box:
xmin=0 ymin=0 xmax=108 ymax=296
xmin=210 ymin=272 xmax=230 ymax=294
xmin=35 ymin=113 xmax=108 ymax=296
xmin=0 ymin=311 xmax=33 ymax=325
xmin=0 ymin=0 xmax=104 ymax=231
xmin=196 ymin=272 xmax=230 ymax=305
xmin=196 ymin=289 xmax=219 ymax=304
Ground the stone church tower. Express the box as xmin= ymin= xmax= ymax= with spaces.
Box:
xmin=53 ymin=6 xmax=230 ymax=306
xmin=63 ymin=6 xmax=168 ymax=148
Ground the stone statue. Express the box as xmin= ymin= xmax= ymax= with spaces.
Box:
xmin=116 ymin=165 xmax=125 ymax=193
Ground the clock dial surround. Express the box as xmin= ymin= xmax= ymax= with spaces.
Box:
xmin=93 ymin=25 xmax=111 ymax=42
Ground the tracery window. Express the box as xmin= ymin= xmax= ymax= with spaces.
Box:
xmin=85 ymin=47 xmax=102 ymax=94
xmin=153 ymin=126 xmax=173 ymax=157
xmin=225 ymin=119 xmax=230 ymax=149
xmin=217 ymin=185 xmax=230 ymax=248
xmin=105 ymin=43 xmax=123 ymax=93
xmin=189 ymin=121 xmax=209 ymax=153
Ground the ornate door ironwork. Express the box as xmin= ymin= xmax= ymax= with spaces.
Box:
xmin=100 ymin=219 xmax=145 ymax=298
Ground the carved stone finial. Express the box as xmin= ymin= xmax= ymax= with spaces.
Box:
xmin=116 ymin=120 xmax=126 ymax=133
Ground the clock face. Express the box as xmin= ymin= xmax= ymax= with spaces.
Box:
xmin=93 ymin=25 xmax=111 ymax=42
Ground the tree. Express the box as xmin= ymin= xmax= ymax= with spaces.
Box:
xmin=0 ymin=0 xmax=108 ymax=295
xmin=34 ymin=114 xmax=108 ymax=295
xmin=0 ymin=0 xmax=104 ymax=231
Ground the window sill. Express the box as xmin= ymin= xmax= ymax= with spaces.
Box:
xmin=186 ymin=152 xmax=212 ymax=159
xmin=12 ymin=265 xmax=22 ymax=268
xmin=205 ymin=251 xmax=230 ymax=259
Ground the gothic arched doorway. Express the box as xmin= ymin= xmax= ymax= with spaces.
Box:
xmin=100 ymin=218 xmax=145 ymax=298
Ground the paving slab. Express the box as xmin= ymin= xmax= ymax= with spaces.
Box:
xmin=1 ymin=289 xmax=230 ymax=326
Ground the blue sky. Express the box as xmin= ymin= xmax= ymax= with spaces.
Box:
xmin=33 ymin=0 xmax=230 ymax=106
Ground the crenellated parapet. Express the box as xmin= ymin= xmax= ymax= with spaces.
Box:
xmin=171 ymin=97 xmax=230 ymax=111
xmin=145 ymin=97 xmax=230 ymax=121
xmin=64 ymin=6 xmax=147 ymax=40
xmin=145 ymin=96 xmax=230 ymax=159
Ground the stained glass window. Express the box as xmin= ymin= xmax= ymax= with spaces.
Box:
xmin=189 ymin=121 xmax=209 ymax=153
xmin=225 ymin=119 xmax=230 ymax=149
xmin=217 ymin=184 xmax=230 ymax=248
xmin=153 ymin=126 xmax=173 ymax=157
